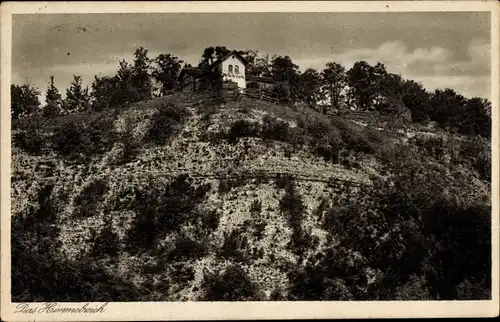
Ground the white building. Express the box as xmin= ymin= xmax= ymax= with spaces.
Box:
xmin=212 ymin=50 xmax=247 ymax=89
xmin=179 ymin=50 xmax=247 ymax=92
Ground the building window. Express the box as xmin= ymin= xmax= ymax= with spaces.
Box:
xmin=234 ymin=65 xmax=239 ymax=74
xmin=228 ymin=65 xmax=233 ymax=73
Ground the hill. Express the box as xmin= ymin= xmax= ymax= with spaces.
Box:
xmin=11 ymin=92 xmax=491 ymax=301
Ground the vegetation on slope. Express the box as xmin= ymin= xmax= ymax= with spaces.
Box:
xmin=10 ymin=91 xmax=491 ymax=301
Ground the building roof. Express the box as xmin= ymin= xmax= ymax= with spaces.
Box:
xmin=209 ymin=50 xmax=248 ymax=68
xmin=178 ymin=50 xmax=249 ymax=81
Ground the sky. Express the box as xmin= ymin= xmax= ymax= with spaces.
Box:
xmin=11 ymin=12 xmax=491 ymax=101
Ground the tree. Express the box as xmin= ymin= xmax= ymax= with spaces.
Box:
xmin=400 ymin=80 xmax=432 ymax=123
xmin=198 ymin=46 xmax=231 ymax=69
xmin=215 ymin=46 xmax=231 ymax=60
xmin=430 ymin=88 xmax=466 ymax=130
xmin=131 ymin=47 xmax=152 ymax=102
xmin=239 ymin=50 xmax=258 ymax=74
xmin=271 ymin=55 xmax=301 ymax=103
xmin=299 ymin=68 xmax=323 ymax=107
xmin=372 ymin=62 xmax=389 ymax=106
xmin=152 ymin=53 xmax=184 ymax=96
xmin=374 ymin=71 xmax=413 ymax=125
xmin=248 ymin=53 xmax=272 ymax=77
xmin=460 ymin=97 xmax=491 ymax=138
xmin=11 ymin=83 xmax=41 ymax=119
xmin=90 ymin=75 xmax=120 ymax=111
xmin=321 ymin=62 xmax=347 ymax=114
xmin=44 ymin=76 xmax=62 ymax=117
xmin=346 ymin=61 xmax=378 ymax=110
xmin=63 ymin=75 xmax=90 ymax=113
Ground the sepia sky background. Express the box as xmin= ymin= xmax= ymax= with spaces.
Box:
xmin=12 ymin=12 xmax=491 ymax=101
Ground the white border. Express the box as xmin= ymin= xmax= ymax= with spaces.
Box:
xmin=1 ymin=1 xmax=499 ymax=321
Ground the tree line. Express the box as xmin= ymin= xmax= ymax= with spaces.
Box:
xmin=12 ymin=45 xmax=491 ymax=138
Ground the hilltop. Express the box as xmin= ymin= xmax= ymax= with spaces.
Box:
xmin=11 ymin=92 xmax=491 ymax=301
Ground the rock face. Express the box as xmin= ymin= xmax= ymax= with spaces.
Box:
xmin=12 ymin=93 xmax=490 ymax=302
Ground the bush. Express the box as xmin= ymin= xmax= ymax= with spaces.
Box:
xmin=279 ymin=181 xmax=311 ymax=258
xmin=289 ymin=140 xmax=491 ymax=300
xmin=287 ymin=248 xmax=357 ymax=300
xmin=249 ymin=199 xmax=262 ymax=214
xmin=50 ymin=112 xmax=118 ymax=161
xmin=279 ymin=181 xmax=305 ymax=230
xmin=74 ymin=179 xmax=108 ymax=218
xmin=289 ymin=228 xmax=316 ymax=258
xmin=331 ymin=116 xmax=386 ymax=154
xmin=147 ymin=102 xmax=191 ymax=145
xmin=201 ymin=209 xmax=221 ymax=232
xmin=274 ymin=174 xmax=293 ymax=189
xmin=227 ymin=120 xmax=260 ymax=143
xmin=91 ymin=222 xmax=120 ymax=258
xmin=201 ymin=264 xmax=261 ymax=301
xmin=13 ymin=250 xmax=141 ymax=301
xmin=252 ymin=220 xmax=267 ymax=239
xmin=116 ymin=118 xmax=142 ymax=164
xmin=219 ymin=228 xmax=249 ymax=262
xmin=459 ymin=136 xmax=491 ymax=182
xmin=261 ymin=115 xmax=290 ymax=142
xmin=125 ymin=175 xmax=211 ymax=252
xmin=12 ymin=116 xmax=45 ymax=154
xmin=199 ymin=101 xmax=219 ymax=123
xmin=410 ymin=135 xmax=449 ymax=161
xmin=167 ymin=235 xmax=207 ymax=261
xmin=12 ymin=184 xmax=139 ymax=301
xmin=218 ymin=176 xmax=248 ymax=193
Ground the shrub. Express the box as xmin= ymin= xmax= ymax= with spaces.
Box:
xmin=287 ymin=248 xmax=357 ymax=300
xmin=201 ymin=264 xmax=261 ymax=301
xmin=13 ymin=250 xmax=141 ymax=301
xmin=279 ymin=181 xmax=305 ymax=230
xmin=288 ymin=127 xmax=308 ymax=148
xmin=454 ymin=277 xmax=491 ymax=300
xmin=12 ymin=116 xmax=45 ymax=154
xmin=249 ymin=199 xmax=262 ymax=214
xmin=147 ymin=102 xmax=191 ymax=145
xmin=74 ymin=179 xmax=108 ymax=218
xmin=50 ymin=112 xmax=118 ymax=161
xmin=125 ymin=175 xmax=211 ymax=252
xmin=201 ymin=209 xmax=221 ymax=232
xmin=116 ymin=117 xmax=142 ymax=164
xmin=169 ymin=263 xmax=196 ymax=287
xmin=289 ymin=139 xmax=492 ymax=300
xmin=459 ymin=136 xmax=491 ymax=182
xmin=410 ymin=135 xmax=449 ymax=161
xmin=252 ymin=220 xmax=267 ymax=239
xmin=289 ymin=228 xmax=316 ymax=258
xmin=261 ymin=115 xmax=290 ymax=142
xmin=167 ymin=235 xmax=207 ymax=261
xmin=12 ymin=184 xmax=139 ymax=301
xmin=270 ymin=288 xmax=287 ymax=300
xmin=219 ymin=228 xmax=249 ymax=262
xmin=279 ymin=181 xmax=311 ymax=258
xmin=227 ymin=120 xmax=260 ymax=143
xmin=330 ymin=116 xmax=386 ymax=154
xmin=91 ymin=222 xmax=120 ymax=258
xmin=218 ymin=176 xmax=248 ymax=193
xmin=274 ymin=174 xmax=293 ymax=189
xmin=199 ymin=101 xmax=219 ymax=123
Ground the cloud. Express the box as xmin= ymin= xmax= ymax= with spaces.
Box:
xmin=11 ymin=12 xmax=491 ymax=99
xmin=294 ymin=38 xmax=490 ymax=99
xmin=411 ymin=75 xmax=491 ymax=99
